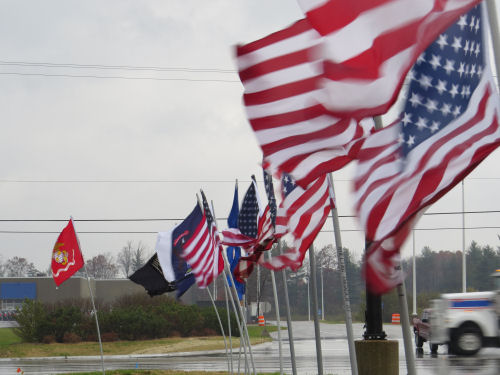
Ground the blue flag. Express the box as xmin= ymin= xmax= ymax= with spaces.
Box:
xmin=156 ymin=205 xmax=205 ymax=299
xmin=226 ymin=183 xmax=246 ymax=300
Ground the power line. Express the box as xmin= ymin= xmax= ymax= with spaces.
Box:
xmin=0 ymin=179 xmax=246 ymax=183
xmin=0 ymin=71 xmax=240 ymax=83
xmin=0 ymin=60 xmax=237 ymax=73
xmin=1 ymin=226 xmax=500 ymax=235
xmin=1 ymin=176 xmax=500 ymax=183
xmin=0 ymin=210 xmax=499 ymax=222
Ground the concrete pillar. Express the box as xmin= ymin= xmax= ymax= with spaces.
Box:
xmin=355 ymin=340 xmax=399 ymax=375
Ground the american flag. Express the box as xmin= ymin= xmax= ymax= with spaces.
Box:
xmin=179 ymin=203 xmax=222 ymax=288
xmin=263 ymin=169 xmax=277 ymax=228
xmin=353 ymin=4 xmax=500 ymax=294
xmin=200 ymin=190 xmax=224 ymax=284
xmin=297 ymin=0 xmax=481 ymax=118
xmin=236 ymin=19 xmax=372 ymax=188
xmin=222 ymin=177 xmax=274 ymax=251
xmin=259 ymin=173 xmax=332 ymax=271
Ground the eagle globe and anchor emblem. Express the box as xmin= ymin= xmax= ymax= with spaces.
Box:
xmin=52 ymin=242 xmax=76 ymax=277
xmin=53 ymin=243 xmax=69 ymax=266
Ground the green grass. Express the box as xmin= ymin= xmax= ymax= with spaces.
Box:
xmin=59 ymin=371 xmax=280 ymax=375
xmin=0 ymin=328 xmax=22 ymax=345
xmin=246 ymin=324 xmax=282 ymax=338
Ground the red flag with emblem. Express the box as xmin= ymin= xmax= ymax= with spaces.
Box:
xmin=51 ymin=219 xmax=84 ymax=286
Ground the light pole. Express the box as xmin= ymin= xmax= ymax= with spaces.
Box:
xmin=307 ymin=274 xmax=310 ymax=321
xmin=321 ymin=266 xmax=324 ymax=321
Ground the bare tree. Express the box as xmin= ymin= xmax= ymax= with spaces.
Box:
xmin=86 ymin=253 xmax=118 ymax=279
xmin=118 ymin=241 xmax=134 ymax=277
xmin=0 ymin=255 xmax=5 ymax=276
xmin=5 ymin=256 xmax=38 ymax=277
xmin=131 ymin=241 xmax=147 ymax=273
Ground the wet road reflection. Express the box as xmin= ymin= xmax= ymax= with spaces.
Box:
xmin=1 ymin=321 xmax=499 ymax=374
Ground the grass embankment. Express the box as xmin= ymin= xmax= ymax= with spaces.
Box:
xmin=0 ymin=325 xmax=281 ymax=358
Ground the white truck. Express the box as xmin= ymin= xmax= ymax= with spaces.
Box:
xmin=429 ymin=269 xmax=500 ymax=355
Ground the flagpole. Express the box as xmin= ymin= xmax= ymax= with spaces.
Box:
xmin=326 ymin=175 xmax=358 ymax=375
xmin=278 ymin=242 xmax=297 ymax=375
xmin=266 ymin=249 xmax=283 ymax=375
xmin=308 ymin=244 xmax=323 ymax=375
xmin=206 ymin=287 xmax=232 ymax=375
xmin=223 ymin=276 xmax=234 ymax=375
xmin=396 ymin=266 xmax=416 ymax=375
xmin=71 ymin=217 xmax=105 ymax=375
xmin=210 ymin=200 xmax=256 ymax=375
xmin=82 ymin=263 xmax=105 ymax=375
xmin=485 ymin=0 xmax=500 ymax=89
xmin=222 ymin=258 xmax=255 ymax=375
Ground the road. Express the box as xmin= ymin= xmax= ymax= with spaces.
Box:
xmin=1 ymin=321 xmax=500 ymax=374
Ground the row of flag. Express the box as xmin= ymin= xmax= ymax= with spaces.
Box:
xmin=51 ymin=1 xmax=500 ymax=296
xmin=50 ymin=169 xmax=334 ymax=302
xmin=236 ymin=1 xmax=500 ymax=293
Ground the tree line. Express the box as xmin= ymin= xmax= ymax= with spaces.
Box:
xmin=3 ymin=238 xmax=500 ymax=322
xmin=0 ymin=241 xmax=151 ymax=279
xmin=221 ymin=240 xmax=500 ymax=323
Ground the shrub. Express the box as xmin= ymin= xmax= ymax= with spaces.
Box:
xmin=62 ymin=332 xmax=81 ymax=343
xmin=41 ymin=335 xmax=55 ymax=344
xmin=101 ymin=332 xmax=119 ymax=342
xmin=13 ymin=299 xmax=47 ymax=342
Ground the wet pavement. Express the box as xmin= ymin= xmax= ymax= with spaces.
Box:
xmin=1 ymin=321 xmax=500 ymax=374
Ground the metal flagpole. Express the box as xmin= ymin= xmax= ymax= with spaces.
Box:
xmin=308 ymin=244 xmax=323 ymax=375
xmin=396 ymin=276 xmax=416 ymax=375
xmin=206 ymin=287 xmax=232 ymax=375
xmin=412 ymin=231 xmax=417 ymax=315
xmin=462 ymin=180 xmax=466 ymax=293
xmin=83 ymin=263 xmax=105 ymax=375
xmin=326 ymin=174 xmax=358 ymax=375
xmin=71 ymin=217 xmax=105 ymax=375
xmin=307 ymin=270 xmax=310 ymax=321
xmin=266 ymin=249 xmax=283 ymax=375
xmin=321 ymin=266 xmax=324 ymax=321
xmin=223 ymin=267 xmax=250 ymax=375
xmin=279 ymin=242 xmax=297 ymax=375
xmin=485 ymin=0 xmax=500 ymax=88
xmin=222 ymin=258 xmax=256 ymax=375
xmin=223 ymin=275 xmax=234 ymax=375
xmin=211 ymin=201 xmax=256 ymax=375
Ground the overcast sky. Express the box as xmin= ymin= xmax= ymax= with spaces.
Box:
xmin=1 ymin=0 xmax=500 ymax=275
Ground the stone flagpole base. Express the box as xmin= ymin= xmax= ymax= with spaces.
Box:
xmin=355 ymin=340 xmax=399 ymax=375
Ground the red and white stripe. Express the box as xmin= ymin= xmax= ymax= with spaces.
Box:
xmin=236 ymin=19 xmax=371 ymax=188
xmin=259 ymin=174 xmax=331 ymax=271
xmin=297 ymin=0 xmax=481 ymax=118
xmin=181 ymin=213 xmax=223 ymax=288
xmin=222 ymin=205 xmax=274 ymax=252
xmin=354 ymin=72 xmax=500 ymax=294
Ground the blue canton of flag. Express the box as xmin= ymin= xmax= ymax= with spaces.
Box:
xmin=281 ymin=173 xmax=298 ymax=198
xmin=238 ymin=176 xmax=259 ymax=238
xmin=263 ymin=170 xmax=277 ymax=227
xmin=400 ymin=6 xmax=483 ymax=157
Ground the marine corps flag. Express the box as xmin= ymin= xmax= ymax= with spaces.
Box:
xmin=51 ymin=219 xmax=84 ymax=286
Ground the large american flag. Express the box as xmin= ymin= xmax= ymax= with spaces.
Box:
xmin=353 ymin=4 xmax=500 ymax=294
xmin=221 ymin=178 xmax=274 ymax=252
xmin=259 ymin=173 xmax=332 ymax=271
xmin=236 ymin=19 xmax=372 ymax=188
xmin=179 ymin=202 xmax=222 ymax=288
xmin=297 ymin=0 xmax=482 ymax=118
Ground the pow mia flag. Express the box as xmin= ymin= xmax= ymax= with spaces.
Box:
xmin=129 ymin=254 xmax=176 ymax=297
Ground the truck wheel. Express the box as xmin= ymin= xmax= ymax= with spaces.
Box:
xmin=415 ymin=331 xmax=424 ymax=348
xmin=451 ymin=325 xmax=482 ymax=356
